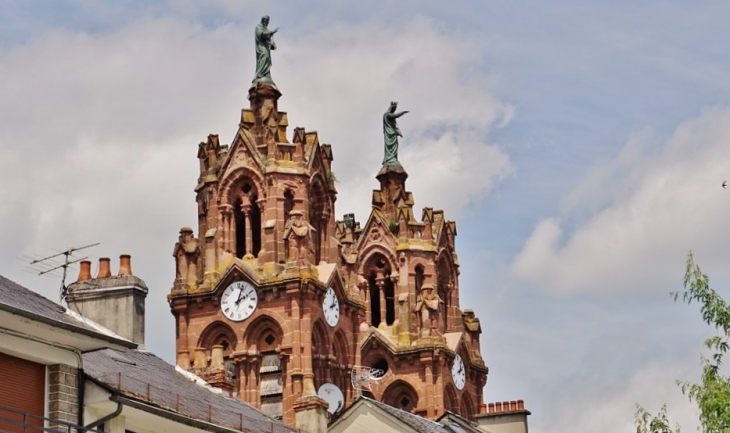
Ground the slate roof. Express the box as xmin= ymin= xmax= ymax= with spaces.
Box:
xmin=84 ymin=348 xmax=295 ymax=433
xmin=350 ymin=397 xmax=451 ymax=433
xmin=437 ymin=411 xmax=484 ymax=433
xmin=0 ymin=275 xmax=134 ymax=348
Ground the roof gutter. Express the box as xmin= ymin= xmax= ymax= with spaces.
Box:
xmin=109 ymin=395 xmax=252 ymax=433
xmin=85 ymin=401 xmax=123 ymax=431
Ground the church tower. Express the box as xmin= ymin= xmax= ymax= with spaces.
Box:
xmin=340 ymin=161 xmax=488 ymax=420
xmin=168 ymin=17 xmax=487 ymax=431
xmin=168 ymin=78 xmax=365 ymax=428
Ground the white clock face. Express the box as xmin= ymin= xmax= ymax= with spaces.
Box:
xmin=452 ymin=354 xmax=466 ymax=390
xmin=323 ymin=287 xmax=340 ymax=327
xmin=221 ymin=281 xmax=258 ymax=322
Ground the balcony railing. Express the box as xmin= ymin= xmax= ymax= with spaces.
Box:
xmin=0 ymin=404 xmax=106 ymax=433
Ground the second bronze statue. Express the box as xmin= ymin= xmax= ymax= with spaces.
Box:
xmin=253 ymin=15 xmax=279 ymax=84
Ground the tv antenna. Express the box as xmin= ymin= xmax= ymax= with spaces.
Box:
xmin=350 ymin=365 xmax=384 ymax=397
xmin=28 ymin=243 xmax=100 ymax=303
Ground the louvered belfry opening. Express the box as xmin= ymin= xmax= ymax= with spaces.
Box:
xmin=259 ymin=352 xmax=283 ymax=419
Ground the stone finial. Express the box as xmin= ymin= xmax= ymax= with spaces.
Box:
xmin=177 ymin=350 xmax=191 ymax=370
xmin=193 ymin=348 xmax=208 ymax=369
xmin=210 ymin=345 xmax=225 ymax=368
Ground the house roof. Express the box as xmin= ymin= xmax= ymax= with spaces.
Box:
xmin=0 ymin=275 xmax=135 ymax=350
xmin=332 ymin=396 xmax=461 ymax=433
xmin=83 ymin=348 xmax=295 ymax=433
xmin=437 ymin=411 xmax=484 ymax=433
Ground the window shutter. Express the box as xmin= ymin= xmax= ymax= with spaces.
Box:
xmin=0 ymin=352 xmax=45 ymax=432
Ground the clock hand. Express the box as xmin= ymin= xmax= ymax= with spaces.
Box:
xmin=235 ymin=287 xmax=245 ymax=305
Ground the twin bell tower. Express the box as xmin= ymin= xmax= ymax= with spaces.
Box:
xmin=167 ymin=15 xmax=488 ymax=432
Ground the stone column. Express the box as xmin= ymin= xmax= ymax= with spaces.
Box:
xmin=300 ymin=298 xmax=315 ymax=397
xmin=175 ymin=306 xmax=190 ymax=368
xmin=250 ymin=357 xmax=260 ymax=408
xmin=421 ymin=354 xmax=435 ymax=418
xmin=377 ymin=278 xmax=386 ymax=326
xmin=241 ymin=204 xmax=252 ymax=256
xmin=218 ymin=205 xmax=233 ymax=254
xmin=435 ymin=357 xmax=445 ymax=418
xmin=204 ymin=229 xmax=217 ymax=285
xmin=288 ymin=284 xmax=304 ymax=401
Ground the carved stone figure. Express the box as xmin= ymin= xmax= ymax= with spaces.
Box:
xmin=253 ymin=15 xmax=279 ymax=84
xmin=414 ymin=284 xmax=443 ymax=337
xmin=382 ymin=101 xmax=409 ymax=168
xmin=339 ymin=239 xmax=359 ymax=294
xmin=173 ymin=227 xmax=200 ymax=287
xmin=283 ymin=211 xmax=315 ymax=266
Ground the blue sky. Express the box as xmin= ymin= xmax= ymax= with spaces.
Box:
xmin=2 ymin=1 xmax=730 ymax=431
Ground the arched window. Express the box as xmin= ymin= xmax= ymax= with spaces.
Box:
xmin=384 ymin=276 xmax=395 ymax=326
xmin=415 ymin=265 xmax=424 ymax=294
xmin=366 ymin=254 xmax=394 ymax=328
xmin=234 ymin=197 xmax=246 ymax=259
xmin=197 ymin=322 xmax=238 ymax=385
xmin=244 ymin=317 xmax=284 ymax=420
xmin=437 ymin=256 xmax=451 ymax=333
xmin=369 ymin=273 xmax=381 ymax=327
xmin=383 ymin=381 xmax=419 ymax=413
xmin=444 ymin=385 xmax=458 ymax=413
xmin=309 ymin=182 xmax=326 ymax=264
xmin=284 ymin=190 xmax=294 ymax=222
xmin=461 ymin=392 xmax=476 ymax=420
xmin=332 ymin=331 xmax=350 ymax=394
xmin=250 ymin=195 xmax=261 ymax=257
xmin=312 ymin=321 xmax=329 ymax=391
xmin=232 ymin=181 xmax=262 ymax=258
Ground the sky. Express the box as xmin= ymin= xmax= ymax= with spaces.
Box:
xmin=1 ymin=1 xmax=730 ymax=431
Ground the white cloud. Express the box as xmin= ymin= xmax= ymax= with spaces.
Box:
xmin=275 ymin=16 xmax=513 ymax=221
xmin=511 ymin=106 xmax=730 ymax=295
xmin=539 ymin=359 xmax=700 ymax=433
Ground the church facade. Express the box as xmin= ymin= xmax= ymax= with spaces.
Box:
xmin=167 ymin=44 xmax=488 ymax=429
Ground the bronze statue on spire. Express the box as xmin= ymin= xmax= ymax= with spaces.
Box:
xmin=253 ymin=15 xmax=278 ymax=85
xmin=382 ymin=101 xmax=409 ymax=168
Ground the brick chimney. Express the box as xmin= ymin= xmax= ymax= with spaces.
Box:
xmin=66 ymin=254 xmax=148 ymax=346
xmin=475 ymin=400 xmax=530 ymax=433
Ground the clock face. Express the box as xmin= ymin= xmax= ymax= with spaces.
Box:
xmin=323 ymin=287 xmax=340 ymax=327
xmin=220 ymin=281 xmax=258 ymax=322
xmin=452 ymin=354 xmax=466 ymax=390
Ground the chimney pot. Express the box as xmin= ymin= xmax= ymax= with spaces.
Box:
xmin=118 ymin=254 xmax=132 ymax=276
xmin=517 ymin=400 xmax=524 ymax=410
xmin=503 ymin=401 xmax=510 ymax=412
xmin=77 ymin=260 xmax=92 ymax=282
xmin=488 ymin=403 xmax=495 ymax=414
xmin=97 ymin=257 xmax=111 ymax=278
xmin=495 ymin=402 xmax=502 ymax=412
xmin=510 ymin=401 xmax=517 ymax=411
xmin=479 ymin=403 xmax=487 ymax=415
